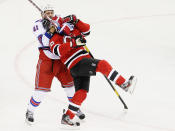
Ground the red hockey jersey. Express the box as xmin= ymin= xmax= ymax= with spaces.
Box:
xmin=49 ymin=20 xmax=91 ymax=70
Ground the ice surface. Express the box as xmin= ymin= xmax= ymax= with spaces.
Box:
xmin=1 ymin=0 xmax=175 ymax=131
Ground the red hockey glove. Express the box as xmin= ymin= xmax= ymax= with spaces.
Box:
xmin=63 ymin=14 xmax=78 ymax=25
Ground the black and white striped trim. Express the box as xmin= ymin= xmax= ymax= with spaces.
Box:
xmin=52 ymin=44 xmax=60 ymax=56
xmin=64 ymin=49 xmax=88 ymax=69
xmin=68 ymin=102 xmax=80 ymax=114
xmin=81 ymin=30 xmax=90 ymax=36
xmin=38 ymin=46 xmax=50 ymax=50
xmin=63 ymin=36 xmax=71 ymax=43
xmin=108 ymin=69 xmax=119 ymax=81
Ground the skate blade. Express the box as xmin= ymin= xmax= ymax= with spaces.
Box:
xmin=78 ymin=119 xmax=86 ymax=123
xmin=128 ymin=76 xmax=137 ymax=94
xmin=59 ymin=124 xmax=80 ymax=130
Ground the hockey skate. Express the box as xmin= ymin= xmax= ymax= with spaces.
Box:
xmin=120 ymin=75 xmax=137 ymax=94
xmin=76 ymin=109 xmax=85 ymax=120
xmin=25 ymin=110 xmax=34 ymax=125
xmin=61 ymin=113 xmax=80 ymax=127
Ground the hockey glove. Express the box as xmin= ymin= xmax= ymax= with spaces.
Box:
xmin=63 ymin=14 xmax=78 ymax=25
xmin=70 ymin=35 xmax=86 ymax=48
xmin=42 ymin=18 xmax=51 ymax=31
xmin=48 ymin=25 xmax=56 ymax=34
xmin=75 ymin=35 xmax=87 ymax=43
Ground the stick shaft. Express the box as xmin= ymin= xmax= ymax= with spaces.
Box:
xmin=28 ymin=0 xmax=43 ymax=13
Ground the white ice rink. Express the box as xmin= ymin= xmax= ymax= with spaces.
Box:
xmin=1 ymin=0 xmax=175 ymax=130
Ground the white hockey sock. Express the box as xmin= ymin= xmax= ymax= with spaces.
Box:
xmin=64 ymin=86 xmax=75 ymax=101
xmin=27 ymin=90 xmax=47 ymax=113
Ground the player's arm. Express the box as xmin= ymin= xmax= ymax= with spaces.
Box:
xmin=75 ymin=20 xmax=90 ymax=36
xmin=33 ymin=22 xmax=45 ymax=45
xmin=49 ymin=34 xmax=86 ymax=57
xmin=63 ymin=15 xmax=90 ymax=36
xmin=41 ymin=25 xmax=56 ymax=47
xmin=49 ymin=34 xmax=71 ymax=56
xmin=51 ymin=15 xmax=73 ymax=36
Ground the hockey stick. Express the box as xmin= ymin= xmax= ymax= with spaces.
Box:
xmin=28 ymin=0 xmax=43 ymax=13
xmin=28 ymin=0 xmax=128 ymax=109
xmin=84 ymin=46 xmax=128 ymax=109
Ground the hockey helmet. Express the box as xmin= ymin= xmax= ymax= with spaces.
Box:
xmin=43 ymin=4 xmax=54 ymax=13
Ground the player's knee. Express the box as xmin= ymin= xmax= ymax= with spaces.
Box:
xmin=74 ymin=76 xmax=90 ymax=92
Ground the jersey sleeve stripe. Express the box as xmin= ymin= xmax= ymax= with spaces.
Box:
xmin=44 ymin=32 xmax=52 ymax=39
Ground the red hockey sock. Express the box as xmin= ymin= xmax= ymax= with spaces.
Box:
xmin=71 ymin=89 xmax=87 ymax=105
xmin=96 ymin=60 xmax=126 ymax=86
xmin=66 ymin=89 xmax=87 ymax=119
xmin=116 ymin=75 xmax=126 ymax=86
xmin=96 ymin=60 xmax=112 ymax=76
xmin=66 ymin=109 xmax=75 ymax=119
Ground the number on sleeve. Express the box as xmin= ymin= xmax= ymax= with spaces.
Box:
xmin=33 ymin=25 xmax=39 ymax=32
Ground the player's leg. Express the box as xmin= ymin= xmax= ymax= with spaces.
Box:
xmin=70 ymin=58 xmax=136 ymax=93
xmin=69 ymin=58 xmax=128 ymax=89
xmin=96 ymin=59 xmax=136 ymax=93
xmin=26 ymin=59 xmax=54 ymax=124
xmin=64 ymin=57 xmax=99 ymax=122
xmin=54 ymin=60 xmax=75 ymax=101
xmin=55 ymin=61 xmax=85 ymax=120
xmin=26 ymin=90 xmax=47 ymax=124
xmin=61 ymin=59 xmax=94 ymax=126
xmin=62 ymin=76 xmax=90 ymax=126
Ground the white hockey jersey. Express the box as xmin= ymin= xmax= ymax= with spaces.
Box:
xmin=33 ymin=19 xmax=60 ymax=59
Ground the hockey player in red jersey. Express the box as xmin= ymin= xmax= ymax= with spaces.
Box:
xmin=48 ymin=15 xmax=137 ymax=126
xmin=25 ymin=5 xmax=85 ymax=125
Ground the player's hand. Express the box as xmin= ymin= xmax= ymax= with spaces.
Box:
xmin=63 ymin=14 xmax=78 ymax=25
xmin=70 ymin=35 xmax=86 ymax=48
xmin=48 ymin=25 xmax=56 ymax=34
xmin=42 ymin=18 xmax=51 ymax=30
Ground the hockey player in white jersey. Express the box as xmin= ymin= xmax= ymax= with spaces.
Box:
xmin=25 ymin=5 xmax=85 ymax=125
